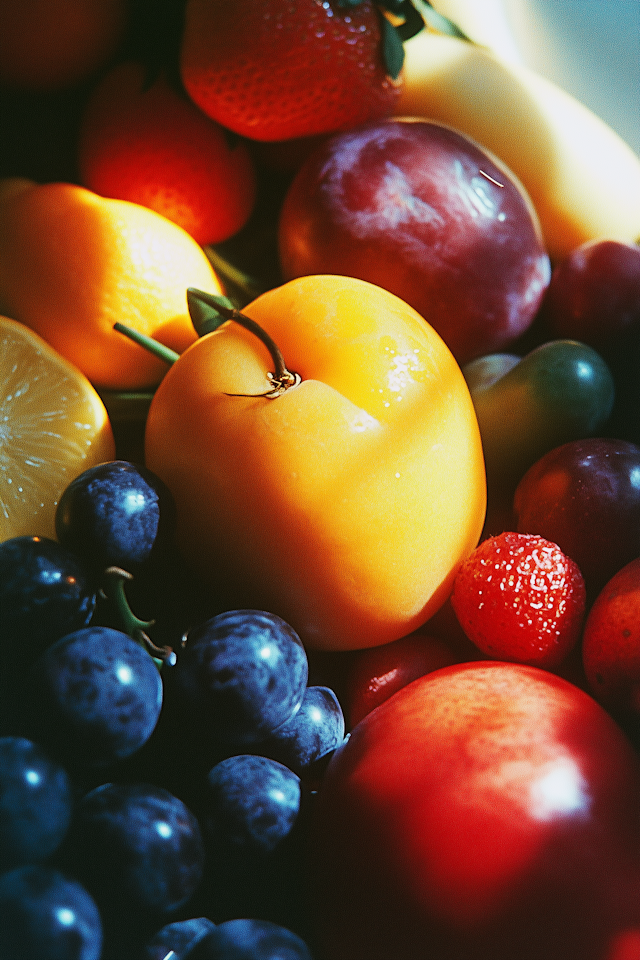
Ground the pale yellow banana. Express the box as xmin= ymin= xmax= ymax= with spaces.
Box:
xmin=395 ymin=30 xmax=640 ymax=262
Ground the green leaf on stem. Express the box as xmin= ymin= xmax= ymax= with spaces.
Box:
xmin=408 ymin=0 xmax=474 ymax=41
xmin=186 ymin=288 xmax=237 ymax=337
xmin=379 ymin=10 xmax=406 ymax=78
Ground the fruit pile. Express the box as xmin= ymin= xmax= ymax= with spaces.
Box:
xmin=1 ymin=2 xmax=640 ymax=959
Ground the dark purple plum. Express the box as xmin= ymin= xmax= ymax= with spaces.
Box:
xmin=279 ymin=117 xmax=551 ymax=365
xmin=514 ymin=438 xmax=640 ymax=594
xmin=542 ymin=239 xmax=640 ymax=348
xmin=538 ymin=240 xmax=640 ymax=446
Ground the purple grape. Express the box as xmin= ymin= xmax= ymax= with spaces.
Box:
xmin=22 ymin=626 xmax=163 ymax=768
xmin=172 ymin=610 xmax=308 ymax=751
xmin=0 ymin=865 xmax=102 ymax=960
xmin=55 ymin=460 xmax=176 ymax=574
xmin=185 ymin=918 xmax=313 ymax=960
xmin=202 ymin=755 xmax=301 ymax=858
xmin=67 ymin=782 xmax=205 ymax=919
xmin=0 ymin=536 xmax=96 ymax=700
xmin=0 ymin=737 xmax=73 ymax=871
xmin=143 ymin=916 xmax=217 ymax=960
xmin=257 ymin=685 xmax=346 ymax=777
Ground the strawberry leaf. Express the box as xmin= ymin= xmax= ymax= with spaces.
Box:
xmin=407 ymin=0 xmax=473 ymax=41
xmin=378 ymin=11 xmax=406 ymax=79
xmin=392 ymin=0 xmax=426 ymax=41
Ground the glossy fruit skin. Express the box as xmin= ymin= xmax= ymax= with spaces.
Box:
xmin=0 ymin=865 xmax=102 ymax=960
xmin=78 ymin=61 xmax=257 ymax=246
xmin=67 ymin=782 xmax=205 ymax=918
xmin=0 ymin=536 xmax=96 ymax=668
xmin=0 ymin=737 xmax=73 ymax=872
xmin=172 ymin=610 xmax=308 ymax=752
xmin=278 ymin=118 xmax=551 ymax=365
xmin=310 ymin=661 xmax=640 ymax=960
xmin=395 ymin=30 xmax=640 ymax=263
xmin=257 ymin=685 xmax=346 ymax=776
xmin=451 ymin=532 xmax=586 ymax=669
xmin=346 ymin=630 xmax=458 ymax=728
xmin=0 ymin=179 xmax=221 ymax=389
xmin=541 ymin=240 xmax=640 ymax=349
xmin=202 ymin=754 xmax=301 ymax=858
xmin=463 ymin=340 xmax=615 ymax=490
xmin=143 ymin=917 xmax=216 ymax=960
xmin=22 ymin=626 xmax=163 ymax=768
xmin=513 ymin=438 xmax=640 ymax=595
xmin=145 ymin=274 xmax=486 ymax=651
xmin=179 ymin=0 xmax=401 ymax=142
xmin=186 ymin=918 xmax=313 ymax=960
xmin=55 ymin=460 xmax=176 ymax=574
xmin=538 ymin=240 xmax=640 ymax=445
xmin=582 ymin=557 xmax=640 ymax=714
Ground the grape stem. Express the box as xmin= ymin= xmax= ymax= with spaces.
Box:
xmin=101 ymin=567 xmax=176 ymax=670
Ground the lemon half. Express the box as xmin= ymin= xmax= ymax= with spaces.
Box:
xmin=1 ymin=315 xmax=115 ymax=541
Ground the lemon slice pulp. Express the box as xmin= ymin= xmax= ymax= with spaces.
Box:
xmin=0 ymin=316 xmax=115 ymax=541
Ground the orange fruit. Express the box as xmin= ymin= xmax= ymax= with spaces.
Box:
xmin=0 ymin=0 xmax=128 ymax=91
xmin=0 ymin=178 xmax=224 ymax=390
xmin=78 ymin=61 xmax=258 ymax=247
xmin=0 ymin=314 xmax=115 ymax=542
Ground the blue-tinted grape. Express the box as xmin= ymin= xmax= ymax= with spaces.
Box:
xmin=22 ymin=626 xmax=163 ymax=767
xmin=0 ymin=536 xmax=96 ymax=677
xmin=173 ymin=610 xmax=308 ymax=750
xmin=0 ymin=865 xmax=102 ymax=960
xmin=67 ymin=781 xmax=205 ymax=918
xmin=258 ymin=685 xmax=346 ymax=777
xmin=0 ymin=737 xmax=73 ymax=871
xmin=185 ymin=918 xmax=313 ymax=960
xmin=202 ymin=755 xmax=301 ymax=858
xmin=143 ymin=916 xmax=216 ymax=960
xmin=55 ymin=460 xmax=176 ymax=573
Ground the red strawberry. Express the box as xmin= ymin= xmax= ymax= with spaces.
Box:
xmin=179 ymin=0 xmax=405 ymax=142
xmin=451 ymin=532 xmax=586 ymax=669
